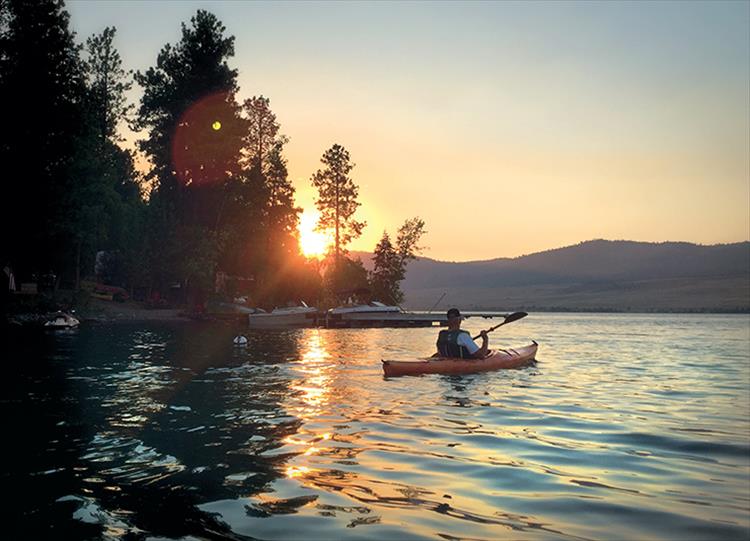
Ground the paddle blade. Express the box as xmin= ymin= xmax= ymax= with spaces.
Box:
xmin=504 ymin=311 xmax=528 ymax=324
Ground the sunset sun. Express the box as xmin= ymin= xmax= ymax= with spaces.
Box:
xmin=298 ymin=209 xmax=330 ymax=258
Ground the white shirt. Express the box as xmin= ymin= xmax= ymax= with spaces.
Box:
xmin=457 ymin=333 xmax=480 ymax=354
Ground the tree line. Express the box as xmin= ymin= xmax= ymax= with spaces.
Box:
xmin=0 ymin=1 xmax=424 ymax=310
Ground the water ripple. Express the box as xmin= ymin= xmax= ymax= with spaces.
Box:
xmin=6 ymin=315 xmax=750 ymax=540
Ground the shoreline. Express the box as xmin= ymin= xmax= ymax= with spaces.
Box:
xmin=7 ymin=297 xmax=747 ymax=328
xmin=78 ymin=298 xmax=193 ymax=323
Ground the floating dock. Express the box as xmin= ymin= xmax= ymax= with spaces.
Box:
xmin=322 ymin=311 xmax=508 ymax=329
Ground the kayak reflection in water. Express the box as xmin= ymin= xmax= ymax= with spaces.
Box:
xmin=435 ymin=308 xmax=489 ymax=359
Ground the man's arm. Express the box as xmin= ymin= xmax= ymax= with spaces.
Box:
xmin=458 ymin=332 xmax=489 ymax=359
xmin=472 ymin=330 xmax=489 ymax=359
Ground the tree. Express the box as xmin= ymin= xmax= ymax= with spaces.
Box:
xmin=369 ymin=217 xmax=426 ymax=305
xmin=396 ymin=217 xmax=427 ymax=262
xmin=63 ymin=25 xmax=143 ymax=290
xmin=0 ymin=0 xmax=87 ymax=281
xmin=243 ymin=95 xmax=279 ymax=172
xmin=369 ymin=232 xmax=401 ymax=305
xmin=249 ymin=138 xmax=306 ymax=307
xmin=135 ymin=10 xmax=242 ymax=187
xmin=134 ymin=10 xmax=246 ymax=294
xmin=265 ymin=140 xmax=300 ymax=253
xmin=83 ymin=26 xmax=132 ymax=147
xmin=240 ymin=96 xmax=300 ymax=274
xmin=311 ymin=144 xmax=365 ymax=282
xmin=324 ymin=255 xmax=369 ymax=305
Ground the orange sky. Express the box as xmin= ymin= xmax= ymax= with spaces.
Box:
xmin=70 ymin=1 xmax=750 ymax=261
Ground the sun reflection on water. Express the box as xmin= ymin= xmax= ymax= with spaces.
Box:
xmin=290 ymin=330 xmax=333 ymax=415
xmin=281 ymin=330 xmax=339 ymax=478
xmin=285 ymin=465 xmax=312 ymax=479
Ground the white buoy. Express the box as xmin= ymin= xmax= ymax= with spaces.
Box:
xmin=233 ymin=335 xmax=248 ymax=346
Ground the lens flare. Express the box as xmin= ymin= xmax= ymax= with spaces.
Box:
xmin=171 ymin=92 xmax=237 ymax=187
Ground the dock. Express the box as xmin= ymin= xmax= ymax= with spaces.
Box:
xmin=322 ymin=311 xmax=509 ymax=329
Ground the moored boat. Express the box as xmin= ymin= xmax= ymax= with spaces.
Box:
xmin=382 ymin=341 xmax=538 ymax=377
xmin=44 ymin=312 xmax=80 ymax=329
xmin=326 ymin=301 xmax=415 ymax=327
xmin=328 ymin=301 xmax=401 ymax=315
xmin=247 ymin=302 xmax=317 ymax=328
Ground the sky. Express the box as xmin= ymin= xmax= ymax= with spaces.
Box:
xmin=67 ymin=0 xmax=750 ymax=261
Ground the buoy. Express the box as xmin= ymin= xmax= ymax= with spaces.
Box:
xmin=233 ymin=335 xmax=248 ymax=346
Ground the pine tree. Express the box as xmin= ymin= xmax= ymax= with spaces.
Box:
xmin=311 ymin=144 xmax=365 ymax=286
xmin=253 ymin=138 xmax=307 ymax=306
xmin=134 ymin=10 xmax=246 ymax=293
xmin=63 ymin=25 xmax=142 ymax=290
xmin=0 ymin=0 xmax=87 ymax=280
xmin=265 ymin=139 xmax=300 ymax=254
xmin=241 ymin=96 xmax=299 ymax=267
xmin=135 ymin=10 xmax=243 ymax=188
xmin=83 ymin=26 xmax=132 ymax=147
xmin=370 ymin=232 xmax=401 ymax=305
xmin=243 ymin=95 xmax=279 ymax=172
xmin=369 ymin=218 xmax=426 ymax=305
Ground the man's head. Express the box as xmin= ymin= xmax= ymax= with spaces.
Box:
xmin=446 ymin=308 xmax=463 ymax=329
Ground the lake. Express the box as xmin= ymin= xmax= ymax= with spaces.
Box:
xmin=4 ymin=313 xmax=749 ymax=540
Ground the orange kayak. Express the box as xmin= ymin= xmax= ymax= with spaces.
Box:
xmin=382 ymin=341 xmax=538 ymax=377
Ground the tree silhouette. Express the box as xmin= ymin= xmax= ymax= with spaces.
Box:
xmin=0 ymin=0 xmax=87 ymax=280
xmin=311 ymin=144 xmax=365 ymax=280
xmin=60 ymin=25 xmax=144 ymax=290
xmin=135 ymin=10 xmax=246 ymax=293
xmin=265 ymin=139 xmax=300 ymax=254
xmin=370 ymin=232 xmax=401 ymax=304
xmin=369 ymin=218 xmax=426 ymax=305
xmin=241 ymin=96 xmax=300 ymax=279
xmin=83 ymin=26 xmax=132 ymax=147
xmin=243 ymin=95 xmax=279 ymax=172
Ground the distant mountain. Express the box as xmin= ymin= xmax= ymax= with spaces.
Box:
xmin=351 ymin=240 xmax=750 ymax=312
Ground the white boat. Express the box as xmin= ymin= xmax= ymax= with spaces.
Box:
xmin=44 ymin=312 xmax=80 ymax=329
xmin=326 ymin=301 xmax=421 ymax=327
xmin=325 ymin=302 xmax=513 ymax=328
xmin=328 ymin=301 xmax=401 ymax=315
xmin=247 ymin=302 xmax=318 ymax=328
xmin=220 ymin=302 xmax=260 ymax=315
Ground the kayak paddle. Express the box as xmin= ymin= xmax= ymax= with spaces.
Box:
xmin=472 ymin=311 xmax=527 ymax=340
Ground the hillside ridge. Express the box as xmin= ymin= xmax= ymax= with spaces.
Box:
xmin=350 ymin=239 xmax=750 ymax=312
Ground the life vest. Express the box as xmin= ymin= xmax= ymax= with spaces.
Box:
xmin=437 ymin=329 xmax=472 ymax=358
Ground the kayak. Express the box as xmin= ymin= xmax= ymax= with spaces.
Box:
xmin=382 ymin=341 xmax=538 ymax=377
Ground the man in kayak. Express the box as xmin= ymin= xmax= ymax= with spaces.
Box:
xmin=436 ymin=308 xmax=489 ymax=359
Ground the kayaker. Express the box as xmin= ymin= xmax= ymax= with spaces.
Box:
xmin=436 ymin=308 xmax=489 ymax=359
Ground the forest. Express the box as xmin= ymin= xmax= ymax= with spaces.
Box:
xmin=0 ymin=1 xmax=425 ymax=312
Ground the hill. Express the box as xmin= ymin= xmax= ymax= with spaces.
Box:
xmin=351 ymin=240 xmax=750 ymax=312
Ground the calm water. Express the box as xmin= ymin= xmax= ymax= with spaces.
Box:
xmin=4 ymin=314 xmax=749 ymax=540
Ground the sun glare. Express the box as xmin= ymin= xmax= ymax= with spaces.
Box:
xmin=299 ymin=210 xmax=330 ymax=258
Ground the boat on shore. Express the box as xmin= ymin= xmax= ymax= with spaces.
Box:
xmin=382 ymin=341 xmax=538 ymax=377
xmin=247 ymin=302 xmax=318 ymax=328
xmin=44 ymin=312 xmax=80 ymax=329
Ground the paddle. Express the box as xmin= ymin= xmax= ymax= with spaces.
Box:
xmin=472 ymin=311 xmax=527 ymax=340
